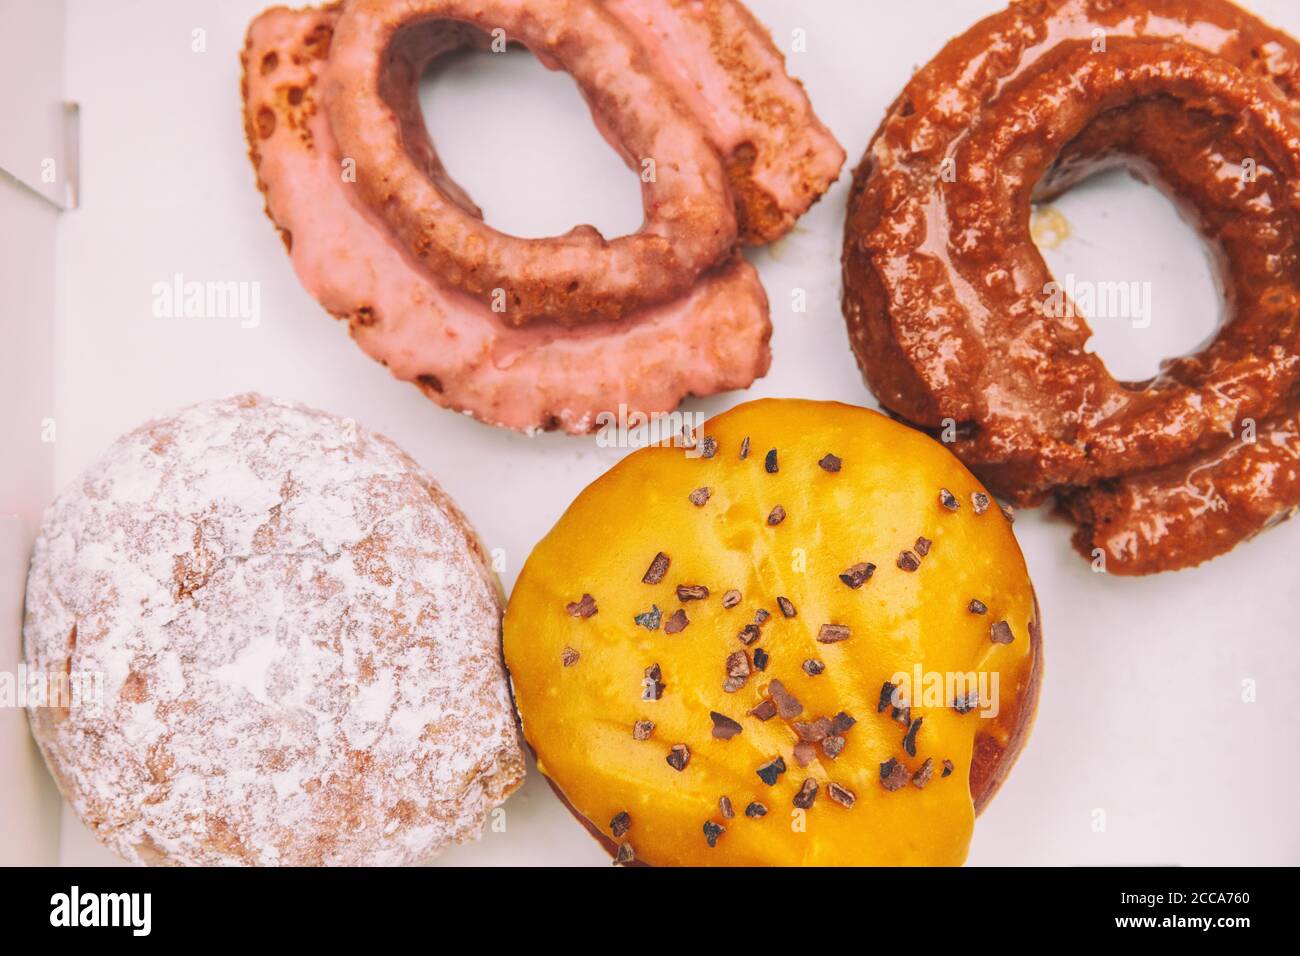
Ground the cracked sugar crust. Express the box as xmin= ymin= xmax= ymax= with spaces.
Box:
xmin=23 ymin=393 xmax=524 ymax=866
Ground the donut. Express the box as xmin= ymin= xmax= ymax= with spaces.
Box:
xmin=241 ymin=0 xmax=844 ymax=432
xmin=1059 ymin=388 xmax=1300 ymax=575
xmin=23 ymin=395 xmax=524 ymax=866
xmin=325 ymin=0 xmax=738 ymax=326
xmin=503 ymin=399 xmax=1042 ymax=865
xmin=842 ymin=0 xmax=1300 ymax=574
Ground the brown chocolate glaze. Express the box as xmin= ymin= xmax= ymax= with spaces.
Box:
xmin=1061 ymin=388 xmax=1300 ymax=573
xmin=843 ymin=0 xmax=1300 ymax=574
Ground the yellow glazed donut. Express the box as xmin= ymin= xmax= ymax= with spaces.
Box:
xmin=504 ymin=399 xmax=1041 ymax=865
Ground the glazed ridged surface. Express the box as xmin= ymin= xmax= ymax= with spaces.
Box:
xmin=241 ymin=1 xmax=843 ymax=434
xmin=843 ymin=0 xmax=1300 ymax=574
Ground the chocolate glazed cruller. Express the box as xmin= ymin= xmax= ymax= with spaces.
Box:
xmin=842 ymin=0 xmax=1300 ymax=575
xmin=242 ymin=0 xmax=843 ymax=434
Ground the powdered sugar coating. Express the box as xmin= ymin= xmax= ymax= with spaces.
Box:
xmin=24 ymin=394 xmax=524 ymax=866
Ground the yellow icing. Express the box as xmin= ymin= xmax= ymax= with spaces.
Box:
xmin=504 ymin=399 xmax=1038 ymax=865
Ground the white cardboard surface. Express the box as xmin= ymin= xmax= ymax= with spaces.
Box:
xmin=0 ymin=0 xmax=74 ymax=208
xmin=0 ymin=0 xmax=64 ymax=865
xmin=6 ymin=0 xmax=1299 ymax=866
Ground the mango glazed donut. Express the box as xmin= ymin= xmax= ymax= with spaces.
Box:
xmin=842 ymin=0 xmax=1300 ymax=574
xmin=504 ymin=400 xmax=1042 ymax=866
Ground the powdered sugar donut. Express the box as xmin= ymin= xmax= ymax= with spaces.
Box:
xmin=23 ymin=394 xmax=524 ymax=866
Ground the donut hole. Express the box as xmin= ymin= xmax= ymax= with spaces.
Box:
xmin=1032 ymin=168 xmax=1221 ymax=385
xmin=418 ymin=44 xmax=644 ymax=240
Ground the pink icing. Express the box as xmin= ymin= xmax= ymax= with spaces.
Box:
xmin=241 ymin=0 xmax=842 ymax=433
xmin=605 ymin=0 xmax=846 ymax=237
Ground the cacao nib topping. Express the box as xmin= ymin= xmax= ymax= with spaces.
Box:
xmin=689 ymin=486 xmax=712 ymax=507
xmin=794 ymin=717 xmax=832 ymax=742
xmin=764 ymin=448 xmax=779 ymax=473
xmin=822 ymin=734 xmax=846 ymax=759
xmin=897 ymin=550 xmax=921 ymax=572
xmin=826 ymin=782 xmax=856 ymax=808
xmin=939 ymin=488 xmax=960 ymax=511
xmin=634 ymin=605 xmax=662 ymax=630
xmin=971 ymin=491 xmax=991 ymax=515
xmin=676 ymin=584 xmax=710 ymax=602
xmin=753 ymin=608 xmax=771 ymax=625
xmin=942 ymin=759 xmax=955 ymax=777
xmin=912 ymin=757 xmax=935 ymax=789
xmin=719 ymin=796 xmax=735 ymax=820
xmin=802 ymin=659 xmax=825 ymax=676
xmin=642 ymin=552 xmax=670 ymax=584
xmin=817 ymin=623 xmax=851 ymax=644
xmin=710 ymin=711 xmax=744 ymax=740
xmin=566 ymin=593 xmax=598 ymax=618
xmin=777 ymin=596 xmax=797 ymax=618
xmin=722 ymin=589 xmax=743 ymax=609
xmin=877 ymin=681 xmax=897 ymax=713
xmin=818 ymin=453 xmax=842 ymax=473
xmin=914 ymin=536 xmax=932 ymax=557
xmin=739 ymin=436 xmax=751 ymax=460
xmin=793 ymin=778 xmax=819 ymax=809
xmin=560 ymin=646 xmax=580 ymax=667
xmin=748 ymin=698 xmax=778 ymax=721
xmin=615 ymin=843 xmax=635 ymax=865
xmin=830 ymin=711 xmax=856 ymax=734
xmin=768 ymin=679 xmax=804 ymax=719
xmin=738 ymin=623 xmax=762 ymax=646
xmin=839 ymin=562 xmax=876 ymax=589
xmin=703 ymin=820 xmax=725 ymax=847
xmin=880 ymin=758 xmax=910 ymax=791
xmin=725 ymin=650 xmax=751 ymax=678
xmin=610 ymin=811 xmax=631 ymax=838
xmin=663 ymin=608 xmax=689 ymax=634
xmin=753 ymin=647 xmax=769 ymax=671
xmin=793 ymin=740 xmax=817 ymax=767
xmin=700 ymin=435 xmax=718 ymax=459
xmin=745 ymin=801 xmax=768 ymax=818
xmin=953 ymin=692 xmax=980 ymax=715
xmin=767 ymin=505 xmax=786 ymax=526
xmin=632 ymin=719 xmax=655 ymax=740
xmin=723 ymin=651 xmax=751 ymax=693
xmin=642 ymin=663 xmax=665 ymax=701
xmin=892 ymin=704 xmax=912 ymax=727
xmin=756 ymin=756 xmax=787 ymax=786
xmin=968 ymin=599 xmax=988 ymax=615
xmin=902 ymin=717 xmax=923 ymax=757
xmin=990 ymin=620 xmax=1015 ymax=644
xmin=666 ymin=744 xmax=691 ymax=771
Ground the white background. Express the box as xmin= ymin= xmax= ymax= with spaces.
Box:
xmin=16 ymin=0 xmax=1300 ymax=864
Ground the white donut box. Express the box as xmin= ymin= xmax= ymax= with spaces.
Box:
xmin=2 ymin=0 xmax=1298 ymax=867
